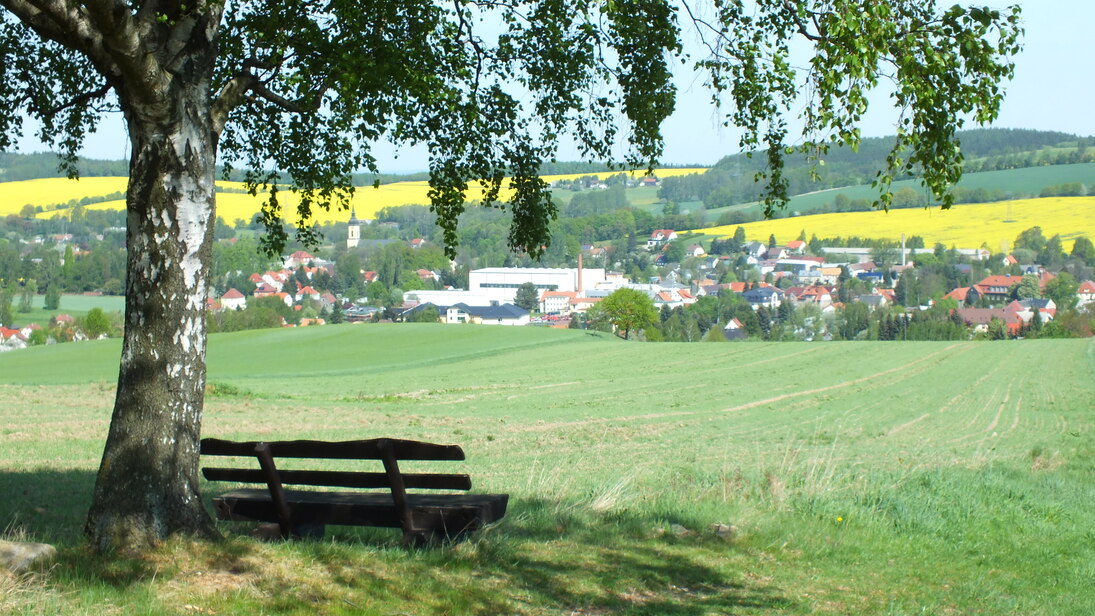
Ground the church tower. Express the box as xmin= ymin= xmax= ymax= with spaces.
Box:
xmin=347 ymin=207 xmax=361 ymax=248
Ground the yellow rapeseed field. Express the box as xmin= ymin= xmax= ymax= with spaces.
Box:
xmin=697 ymin=196 xmax=1095 ymax=252
xmin=0 ymin=176 xmax=129 ymax=211
xmin=3 ymin=168 xmax=707 ymax=225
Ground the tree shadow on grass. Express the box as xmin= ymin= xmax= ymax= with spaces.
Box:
xmin=0 ymin=468 xmax=95 ymax=545
xmin=430 ymin=496 xmax=797 ymax=615
xmin=0 ymin=472 xmax=797 ymax=613
xmin=289 ymin=496 xmax=798 ymax=615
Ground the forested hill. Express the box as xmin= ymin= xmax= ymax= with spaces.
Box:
xmin=657 ymin=128 xmax=1095 ymax=208
xmin=0 ymin=152 xmax=130 ymax=182
xmin=2 ymin=127 xmax=1090 ymax=190
xmin=0 ymin=151 xmax=690 ymax=185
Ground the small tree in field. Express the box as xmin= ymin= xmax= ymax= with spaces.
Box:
xmin=82 ymin=308 xmax=113 ymax=339
xmin=592 ymin=288 xmax=658 ymax=340
xmin=17 ymin=279 xmax=35 ymax=313
xmin=44 ymin=284 xmax=62 ymax=311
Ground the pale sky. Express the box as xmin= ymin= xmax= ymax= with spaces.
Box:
xmin=15 ymin=1 xmax=1092 ymax=172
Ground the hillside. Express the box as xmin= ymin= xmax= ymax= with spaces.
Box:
xmin=703 ymin=162 xmax=1095 ymax=221
xmin=694 ymin=195 xmax=1095 ymax=252
xmin=658 ymin=128 xmax=1095 ymax=211
xmin=1 ymin=325 xmax=1093 ymax=614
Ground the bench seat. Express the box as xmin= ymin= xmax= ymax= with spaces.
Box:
xmin=212 ymin=488 xmax=509 ymax=536
xmin=200 ymin=437 xmax=509 ymax=544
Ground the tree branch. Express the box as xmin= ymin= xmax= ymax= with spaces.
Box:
xmin=79 ymin=0 xmax=167 ymax=102
xmin=0 ymin=0 xmax=111 ymax=65
xmin=211 ymin=65 xmax=331 ymax=135
xmin=2 ymin=0 xmax=165 ymax=104
xmin=41 ymin=83 xmax=114 ymax=116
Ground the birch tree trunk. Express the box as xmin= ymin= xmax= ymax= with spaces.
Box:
xmin=85 ymin=74 xmax=220 ymax=552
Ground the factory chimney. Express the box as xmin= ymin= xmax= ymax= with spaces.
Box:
xmin=577 ymin=253 xmax=584 ymax=295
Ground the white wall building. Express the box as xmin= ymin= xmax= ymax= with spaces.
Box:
xmin=469 ymin=267 xmax=606 ymax=304
xmin=403 ymin=289 xmax=493 ymax=306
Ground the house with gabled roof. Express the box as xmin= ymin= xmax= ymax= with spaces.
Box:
xmin=296 ymin=286 xmax=321 ymax=302
xmin=956 ymin=307 xmax=1022 ymax=336
xmin=858 ymin=294 xmax=888 ymax=310
xmin=541 ymin=291 xmax=576 ymax=314
xmin=944 ymin=287 xmax=976 ymax=305
xmin=253 ymin=283 xmax=280 ymax=297
xmin=786 ymin=240 xmax=806 ymax=254
xmin=743 ymin=241 xmax=767 ymax=259
xmin=767 ymin=246 xmax=789 ymax=260
xmin=0 ymin=327 xmax=28 ymax=349
xmin=261 ymin=270 xmax=289 ymax=291
xmin=570 ymin=296 xmax=602 ymax=313
xmin=1078 ymin=280 xmax=1095 ymax=307
xmin=446 ymin=303 xmax=530 ymax=326
xmin=647 ymin=229 xmax=677 ymax=249
xmin=221 ymin=288 xmax=247 ymax=311
xmin=787 ymin=285 xmax=832 ymax=308
xmin=742 ymin=286 xmax=783 ymax=310
xmin=1008 ymin=299 xmax=1056 ymax=322
xmin=973 ymin=275 xmax=1022 ymax=303
xmin=722 ymin=318 xmax=746 ymax=340
xmin=283 ymin=250 xmax=315 ymax=269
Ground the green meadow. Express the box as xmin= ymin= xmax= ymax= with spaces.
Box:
xmin=7 ymin=294 xmax=126 ymax=329
xmin=1 ymin=325 xmax=1093 ymax=615
xmin=704 ymin=162 xmax=1095 ymax=221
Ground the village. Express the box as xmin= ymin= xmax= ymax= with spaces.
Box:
xmin=192 ymin=215 xmax=1095 ymax=342
xmin=1 ymin=197 xmax=1093 ymax=350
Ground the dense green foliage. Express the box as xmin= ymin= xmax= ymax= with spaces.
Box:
xmin=588 ymin=287 xmax=658 ymax=340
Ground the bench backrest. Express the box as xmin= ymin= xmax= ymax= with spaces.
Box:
xmin=200 ymin=437 xmax=472 ymax=491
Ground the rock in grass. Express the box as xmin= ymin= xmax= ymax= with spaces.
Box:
xmin=670 ymin=523 xmax=693 ymax=537
xmin=0 ymin=541 xmax=56 ymax=573
xmin=710 ymin=523 xmax=737 ymax=540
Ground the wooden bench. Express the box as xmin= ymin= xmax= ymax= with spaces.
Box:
xmin=200 ymin=437 xmax=508 ymax=545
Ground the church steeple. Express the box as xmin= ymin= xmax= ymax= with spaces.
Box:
xmin=347 ymin=207 xmax=361 ymax=248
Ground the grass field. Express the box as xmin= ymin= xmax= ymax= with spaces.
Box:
xmin=1 ymin=325 xmax=1092 ymax=615
xmin=7 ymin=294 xmax=125 ymax=329
xmin=1 ymin=168 xmax=707 ymax=226
xmin=695 ymin=195 xmax=1095 ymax=252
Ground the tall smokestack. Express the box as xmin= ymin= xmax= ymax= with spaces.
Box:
xmin=901 ymin=233 xmax=906 ymax=267
xmin=577 ymin=253 xmax=584 ymax=295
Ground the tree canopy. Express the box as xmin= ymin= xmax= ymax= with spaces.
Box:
xmin=592 ymin=287 xmax=658 ymax=340
xmin=0 ymin=0 xmax=1023 ymax=551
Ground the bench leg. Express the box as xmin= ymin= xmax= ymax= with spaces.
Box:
xmin=293 ymin=523 xmax=326 ymax=540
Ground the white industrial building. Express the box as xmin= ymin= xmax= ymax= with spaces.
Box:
xmin=468 ymin=266 xmax=607 ymax=304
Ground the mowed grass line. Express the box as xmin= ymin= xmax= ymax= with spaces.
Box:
xmin=0 ymin=327 xmax=1092 ymax=615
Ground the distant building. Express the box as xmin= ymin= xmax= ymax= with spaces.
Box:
xmin=446 ymin=303 xmax=530 ymax=326
xmin=347 ymin=207 xmax=361 ymax=248
xmin=220 ymin=288 xmax=247 ymax=311
xmin=469 ymin=267 xmax=607 ymax=305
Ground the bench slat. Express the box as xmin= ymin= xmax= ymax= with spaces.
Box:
xmin=201 ymin=438 xmax=465 ymax=461
xmin=212 ymin=489 xmax=509 ymax=535
xmin=202 ymin=467 xmax=472 ymax=490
